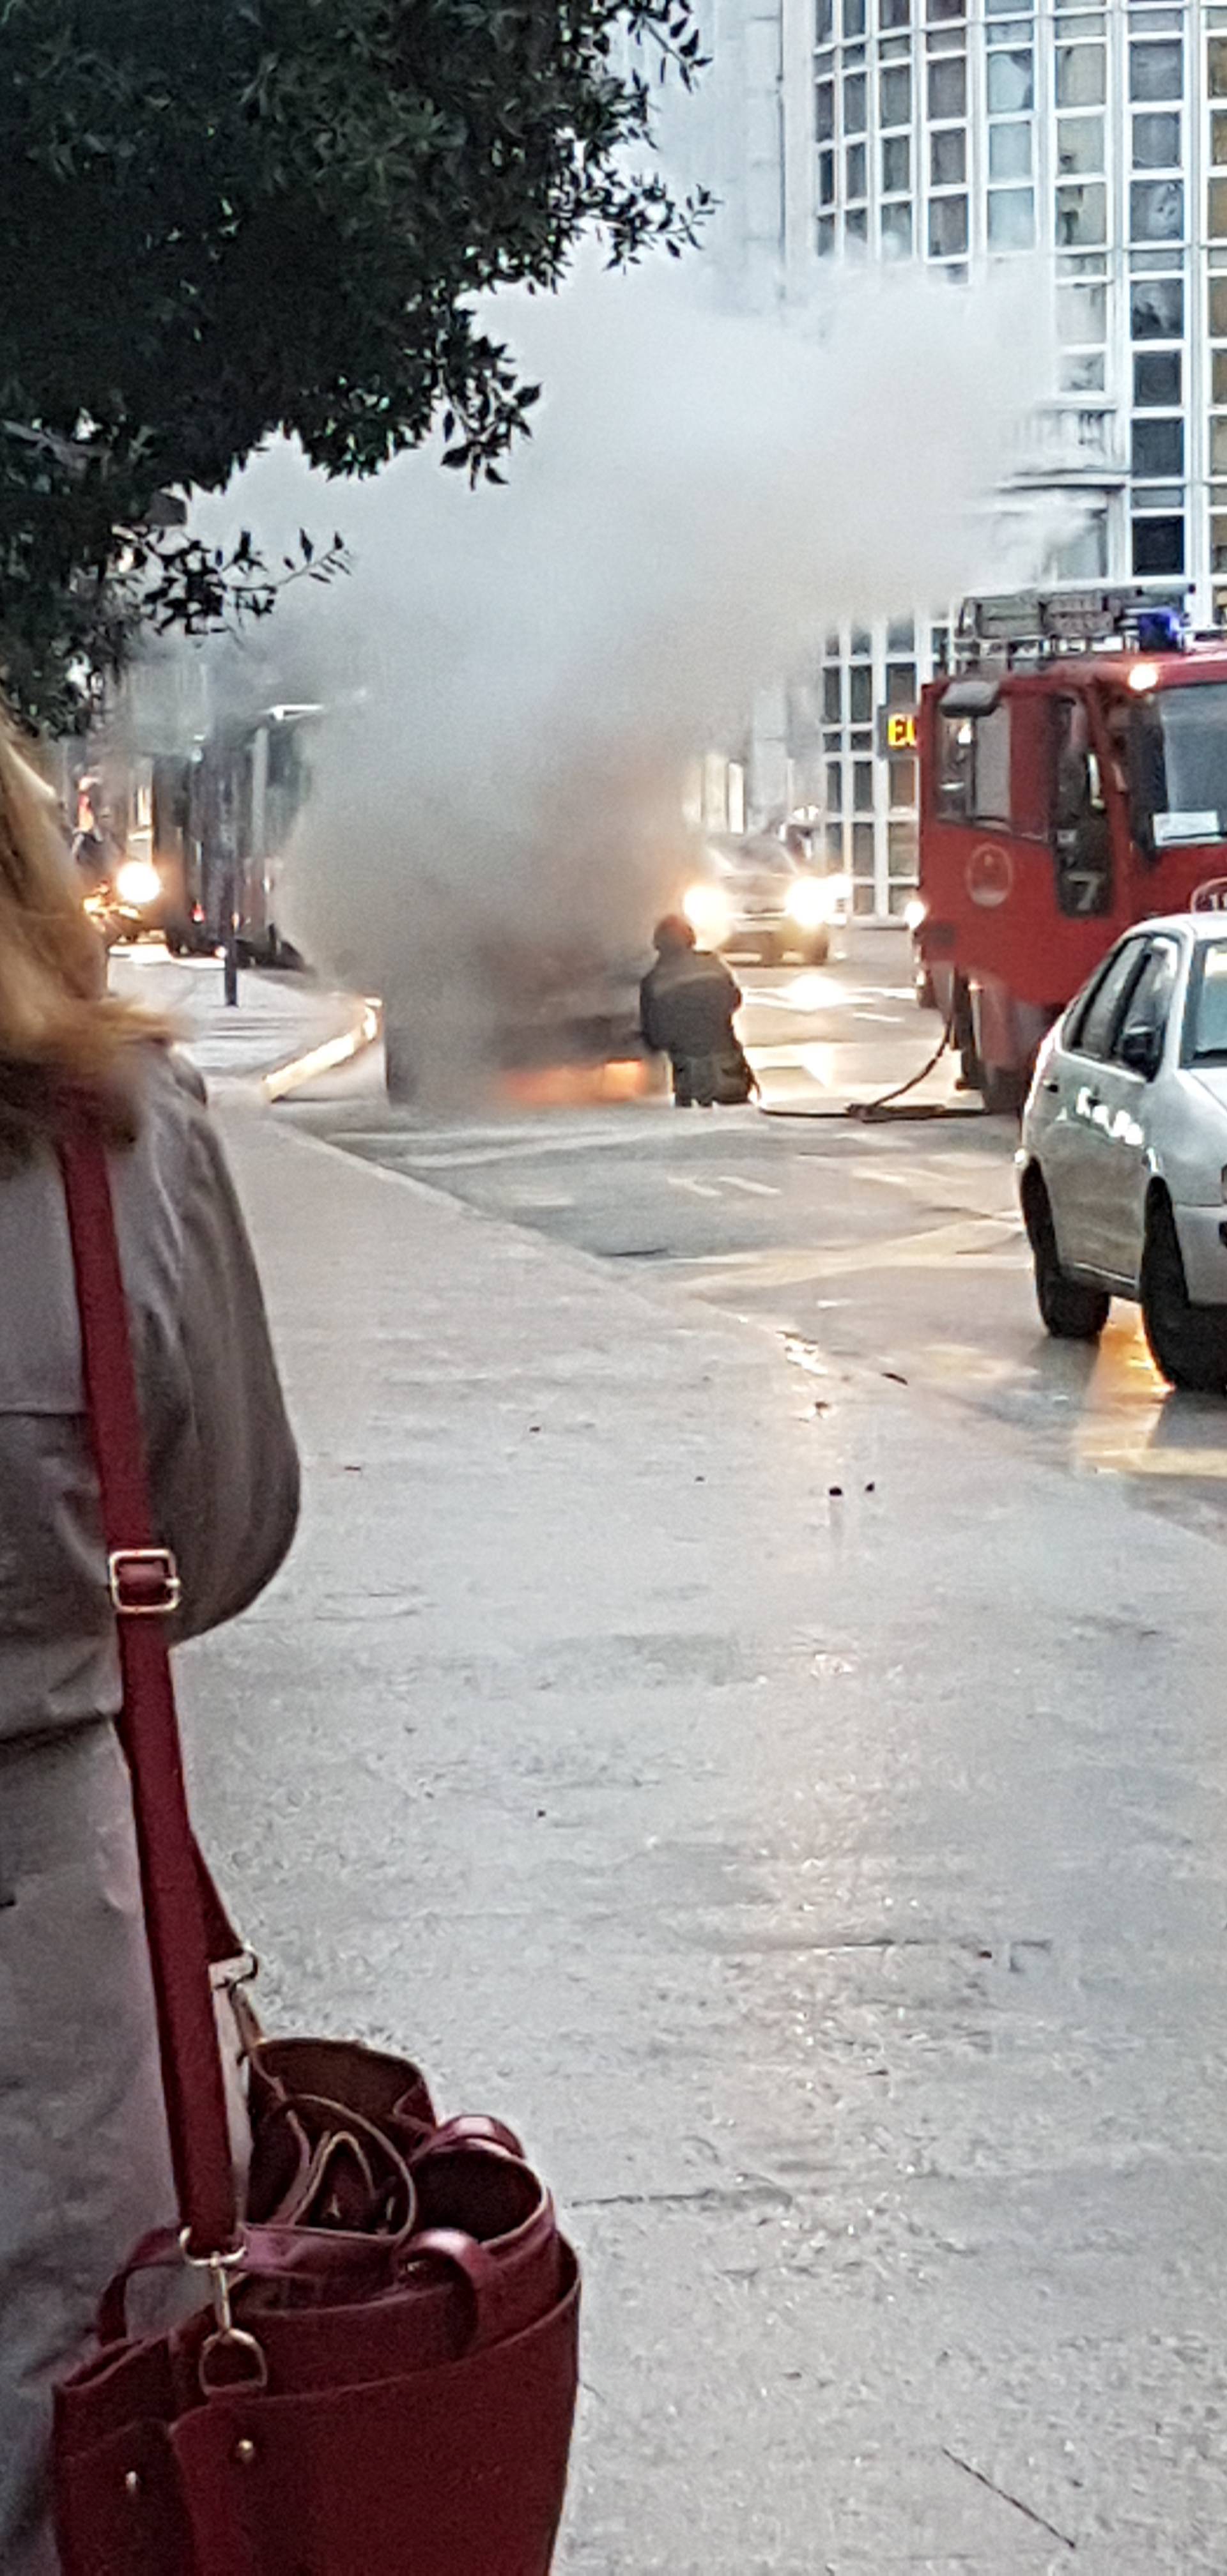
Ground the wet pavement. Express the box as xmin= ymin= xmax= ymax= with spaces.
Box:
xmin=164 ymin=968 xmax=1227 ymax=2569
xmin=291 ymin=931 xmax=1227 ymax=1549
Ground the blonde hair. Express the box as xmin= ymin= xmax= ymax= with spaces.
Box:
xmin=0 ymin=716 xmax=167 ymax=1160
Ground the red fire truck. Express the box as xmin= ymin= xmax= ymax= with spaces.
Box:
xmin=913 ymin=586 xmax=1227 ymax=1110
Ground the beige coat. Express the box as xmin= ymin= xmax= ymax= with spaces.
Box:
xmin=0 ymin=1048 xmax=298 ymax=2571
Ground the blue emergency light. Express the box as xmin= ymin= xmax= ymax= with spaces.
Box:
xmin=1134 ymin=606 xmax=1185 ymax=654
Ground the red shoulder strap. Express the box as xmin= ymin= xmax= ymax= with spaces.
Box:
xmin=58 ymin=1132 xmax=238 ymax=2259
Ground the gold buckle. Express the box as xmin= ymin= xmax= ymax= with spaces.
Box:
xmin=107 ymin=1547 xmax=182 ymax=1616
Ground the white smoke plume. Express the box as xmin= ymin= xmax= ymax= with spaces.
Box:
xmin=189 ymin=254 xmax=1058 ymax=1073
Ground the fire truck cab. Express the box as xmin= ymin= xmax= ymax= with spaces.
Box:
xmin=914 ymin=586 xmax=1227 ymax=1111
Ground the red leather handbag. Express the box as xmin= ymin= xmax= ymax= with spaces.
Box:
xmin=51 ymin=1131 xmax=580 ymax=2574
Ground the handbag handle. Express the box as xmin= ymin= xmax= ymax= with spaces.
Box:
xmin=58 ymin=1131 xmax=238 ymax=2260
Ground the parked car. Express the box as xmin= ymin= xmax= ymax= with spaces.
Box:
xmin=1017 ymin=911 xmax=1227 ymax=1391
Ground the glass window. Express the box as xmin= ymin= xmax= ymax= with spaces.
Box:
xmin=929 ymin=194 xmax=969 ymax=257
xmin=842 ymin=0 xmax=865 ymax=31
xmin=1057 ymin=184 xmax=1107 ymax=248
xmin=822 ymin=668 xmax=842 ymax=723
xmin=1190 ymin=942 xmax=1227 ymax=1061
xmin=931 ymin=127 xmax=966 ymax=185
xmin=816 ymin=81 xmax=835 ymax=142
xmin=1056 ymin=46 xmax=1105 ymax=109
xmin=927 ymin=0 xmax=964 ymax=19
xmin=843 ymin=71 xmax=867 ymax=134
xmin=1054 ymin=514 xmax=1107 ymax=581
xmin=1134 ymin=112 xmax=1180 ymax=168
xmin=881 ymin=201 xmax=914 ymax=254
xmin=1058 ymin=280 xmax=1106 ymax=342
xmin=819 ymin=150 xmax=836 ymax=207
xmin=1070 ymin=942 xmax=1147 ymax=1059
xmin=826 ymin=760 xmax=843 ymax=814
xmin=849 ymin=665 xmax=873 ymax=724
xmin=989 ymin=121 xmax=1032 ymax=180
xmin=815 ymin=0 xmax=834 ymax=34
xmin=1131 ymin=275 xmax=1183 ymax=337
xmin=1212 ymin=277 xmax=1227 ymax=337
xmin=1113 ymin=938 xmax=1178 ymax=1061
xmin=1210 ymin=178 xmax=1227 ymax=242
xmin=880 ymin=63 xmax=911 ymax=124
xmin=1058 ymin=116 xmax=1104 ymax=175
xmin=853 ymin=761 xmax=874 ymax=814
xmin=882 ymin=134 xmax=910 ymax=192
xmin=987 ymin=49 xmax=1033 ymax=114
xmin=845 ymin=207 xmax=868 ymax=243
xmin=886 ymin=661 xmax=916 ymax=708
xmin=1134 ymin=348 xmax=1181 ymax=406
xmin=847 ymin=141 xmax=867 ymax=197
xmin=1210 ymin=38 xmax=1227 ymax=100
xmin=888 ymin=617 xmax=914 ymax=652
xmin=1132 ymin=514 xmax=1185 ymax=576
xmin=1142 ymin=688 xmax=1227 ymax=854
xmin=888 ymin=755 xmax=916 ymax=808
xmin=888 ymin=821 xmax=918 ymax=878
xmin=928 ymin=55 xmax=966 ymax=118
xmin=937 ymin=702 xmax=1011 ymax=824
xmin=1132 ymin=416 xmax=1184 ymax=476
xmin=1214 ymin=348 xmax=1227 ymax=406
xmin=1212 ymin=516 xmax=1227 ymax=576
xmin=817 ymin=215 xmax=837 ymax=258
xmin=1132 ymin=179 xmax=1184 ymax=241
xmin=989 ymin=188 xmax=1036 ymax=250
xmin=881 ymin=0 xmax=911 ymax=23
xmin=1061 ymin=349 xmax=1106 ymax=393
xmin=851 ymin=625 xmax=872 ymax=657
xmin=1130 ymin=41 xmax=1182 ymax=103
xmin=1212 ymin=418 xmax=1227 ymax=475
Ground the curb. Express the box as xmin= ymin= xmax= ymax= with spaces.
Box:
xmin=259 ymin=995 xmax=382 ymax=1103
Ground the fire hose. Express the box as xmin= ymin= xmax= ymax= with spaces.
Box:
xmin=754 ymin=1004 xmax=985 ymax=1124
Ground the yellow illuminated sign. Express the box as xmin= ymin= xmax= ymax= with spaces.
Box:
xmin=884 ymin=711 xmax=918 ymax=750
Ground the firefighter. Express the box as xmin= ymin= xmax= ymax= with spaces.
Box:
xmin=640 ymin=914 xmax=756 ymax=1107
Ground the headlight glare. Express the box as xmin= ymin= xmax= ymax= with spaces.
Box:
xmin=785 ymin=876 xmax=829 ymax=927
xmin=115 ymin=858 xmax=162 ymax=909
xmin=683 ymin=881 xmax=732 ymax=944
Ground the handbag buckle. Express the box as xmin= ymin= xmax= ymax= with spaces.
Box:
xmin=180 ymin=2232 xmax=269 ymax=2396
xmin=108 ymin=1547 xmax=182 ymax=1616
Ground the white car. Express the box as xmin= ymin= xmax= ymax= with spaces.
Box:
xmin=1018 ymin=912 xmax=1227 ymax=1391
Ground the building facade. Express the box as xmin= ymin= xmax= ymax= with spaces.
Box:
xmin=677 ymin=0 xmax=1227 ymax=914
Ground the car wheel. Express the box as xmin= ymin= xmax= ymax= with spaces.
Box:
xmin=1023 ymin=1172 xmax=1110 ymax=1342
xmin=1141 ymin=1194 xmax=1227 ymax=1392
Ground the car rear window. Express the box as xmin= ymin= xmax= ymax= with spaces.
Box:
xmin=1189 ymin=938 xmax=1227 ymax=1061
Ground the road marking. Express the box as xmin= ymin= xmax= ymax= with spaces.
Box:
xmin=667 ymin=1213 xmax=1028 ymax=1291
xmin=851 ymin=1008 xmax=906 ymax=1025
xmin=343 ymin=1124 xmax=654 ymax=1171
xmin=667 ymin=1174 xmax=722 ymax=1199
xmin=715 ymin=1174 xmax=780 ymax=1197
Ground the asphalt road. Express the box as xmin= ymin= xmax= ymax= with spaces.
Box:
xmin=293 ymin=930 xmax=1227 ymax=1544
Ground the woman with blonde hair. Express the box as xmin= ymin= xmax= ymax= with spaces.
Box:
xmin=0 ymin=719 xmax=299 ymax=2571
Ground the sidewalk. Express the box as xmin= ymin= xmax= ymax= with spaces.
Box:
xmin=183 ymin=1101 xmax=1227 ymax=2573
xmin=107 ymin=947 xmax=373 ymax=1091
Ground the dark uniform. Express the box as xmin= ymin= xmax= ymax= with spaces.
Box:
xmin=640 ymin=945 xmax=754 ymax=1107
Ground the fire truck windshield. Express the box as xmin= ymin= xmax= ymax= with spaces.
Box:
xmin=1134 ymin=683 xmax=1227 ymax=849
